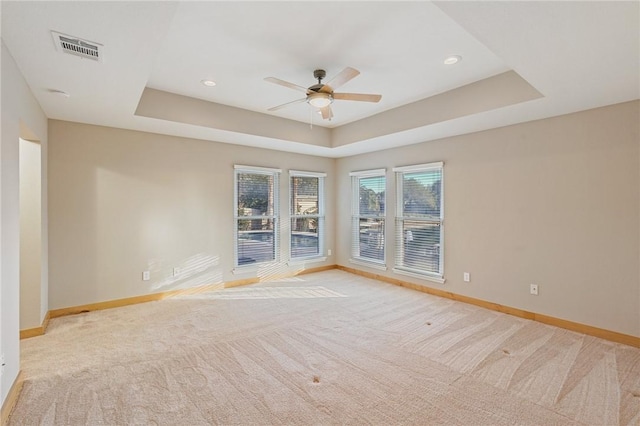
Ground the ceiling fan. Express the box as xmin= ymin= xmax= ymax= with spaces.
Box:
xmin=264 ymin=67 xmax=382 ymax=120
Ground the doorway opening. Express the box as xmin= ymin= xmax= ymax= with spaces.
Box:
xmin=19 ymin=137 xmax=43 ymax=330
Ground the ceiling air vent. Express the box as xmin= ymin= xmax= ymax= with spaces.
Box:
xmin=51 ymin=31 xmax=103 ymax=62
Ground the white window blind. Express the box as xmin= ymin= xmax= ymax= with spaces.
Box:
xmin=290 ymin=171 xmax=325 ymax=260
xmin=350 ymin=170 xmax=386 ymax=265
xmin=393 ymin=162 xmax=444 ymax=279
xmin=234 ymin=166 xmax=280 ymax=267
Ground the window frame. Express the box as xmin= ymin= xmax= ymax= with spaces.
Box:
xmin=392 ymin=162 xmax=445 ymax=283
xmin=349 ymin=168 xmax=387 ymax=269
xmin=233 ymin=165 xmax=281 ymax=270
xmin=289 ymin=170 xmax=327 ymax=262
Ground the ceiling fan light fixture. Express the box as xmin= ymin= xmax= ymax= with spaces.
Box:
xmin=308 ymin=92 xmax=332 ymax=108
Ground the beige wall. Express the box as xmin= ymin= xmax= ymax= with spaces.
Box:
xmin=48 ymin=121 xmax=335 ymax=310
xmin=1 ymin=41 xmax=48 ymax=404
xmin=48 ymin=102 xmax=640 ymax=338
xmin=19 ymin=139 xmax=42 ymax=329
xmin=336 ymin=101 xmax=640 ymax=337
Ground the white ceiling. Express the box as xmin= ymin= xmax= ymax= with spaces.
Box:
xmin=2 ymin=1 xmax=638 ymax=158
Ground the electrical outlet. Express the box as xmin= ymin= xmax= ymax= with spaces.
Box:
xmin=463 ymin=272 xmax=470 ymax=282
xmin=173 ymin=267 xmax=181 ymax=277
xmin=142 ymin=271 xmax=150 ymax=281
xmin=530 ymin=284 xmax=539 ymax=295
xmin=328 ymin=249 xmax=332 ymax=256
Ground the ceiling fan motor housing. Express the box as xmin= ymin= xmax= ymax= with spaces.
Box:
xmin=308 ymin=83 xmax=325 ymax=93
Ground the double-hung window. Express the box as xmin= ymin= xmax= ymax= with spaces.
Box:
xmin=393 ymin=162 xmax=444 ymax=282
xmin=290 ymin=171 xmax=326 ymax=260
xmin=350 ymin=169 xmax=386 ymax=266
xmin=234 ymin=165 xmax=281 ymax=267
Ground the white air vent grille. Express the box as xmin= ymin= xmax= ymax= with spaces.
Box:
xmin=51 ymin=31 xmax=103 ymax=62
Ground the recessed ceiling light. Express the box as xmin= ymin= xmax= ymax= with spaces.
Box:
xmin=48 ymin=89 xmax=70 ymax=98
xmin=444 ymin=55 xmax=462 ymax=65
xmin=201 ymin=79 xmax=216 ymax=87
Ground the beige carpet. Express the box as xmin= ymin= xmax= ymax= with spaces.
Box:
xmin=10 ymin=270 xmax=640 ymax=425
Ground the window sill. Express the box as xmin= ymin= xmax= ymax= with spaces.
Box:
xmin=349 ymin=258 xmax=388 ymax=271
xmin=287 ymin=256 xmax=327 ymax=266
xmin=392 ymin=267 xmax=445 ymax=284
xmin=232 ymin=261 xmax=278 ymax=275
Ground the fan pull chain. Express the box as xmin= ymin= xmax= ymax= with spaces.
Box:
xmin=309 ymin=106 xmax=313 ymax=130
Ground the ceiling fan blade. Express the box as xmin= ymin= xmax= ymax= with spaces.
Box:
xmin=264 ymin=77 xmax=308 ymax=93
xmin=326 ymin=67 xmax=360 ymax=90
xmin=333 ymin=93 xmax=382 ymax=103
xmin=268 ymin=97 xmax=307 ymax=111
xmin=320 ymin=105 xmax=333 ymax=120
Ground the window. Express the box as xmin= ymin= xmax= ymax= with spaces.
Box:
xmin=350 ymin=169 xmax=386 ymax=266
xmin=234 ymin=165 xmax=281 ymax=267
xmin=393 ymin=162 xmax=444 ymax=282
xmin=290 ymin=171 xmax=326 ymax=260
